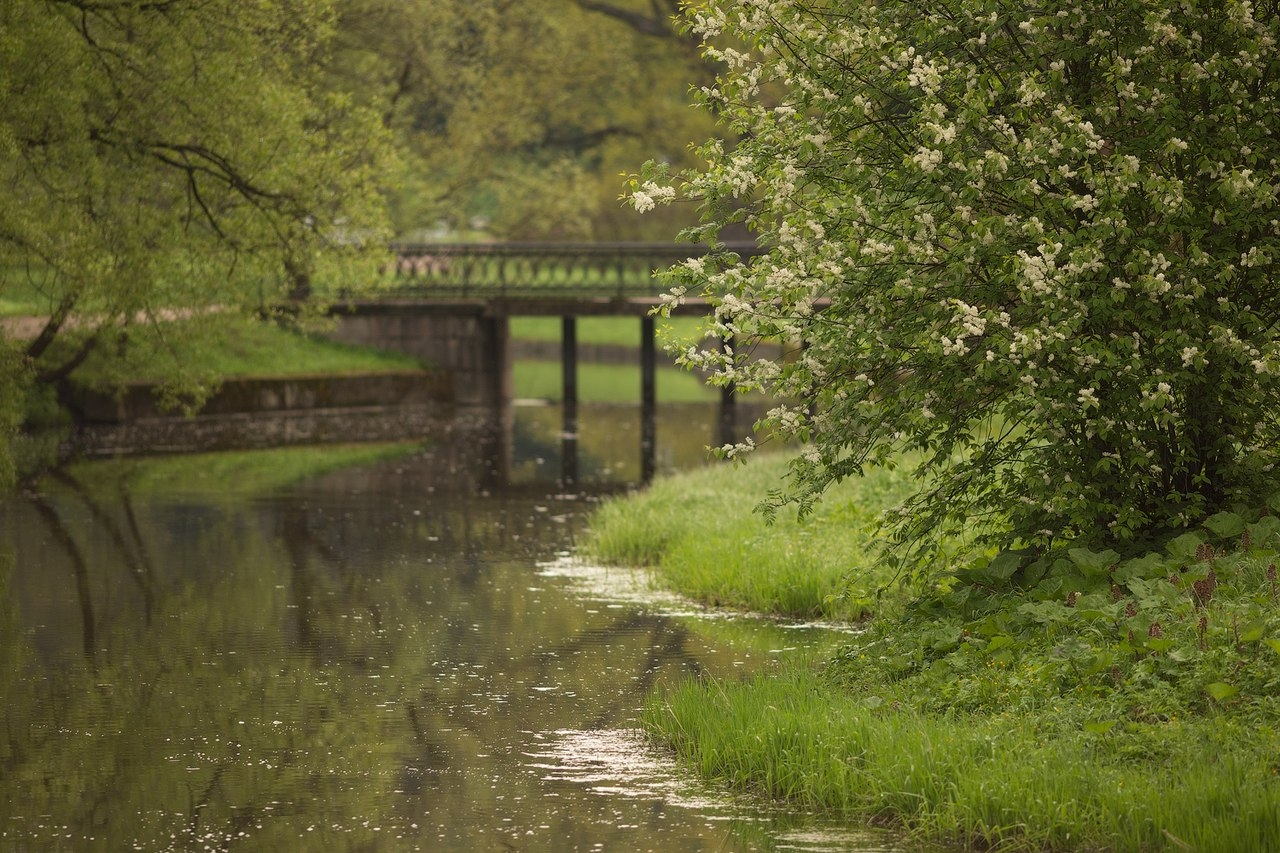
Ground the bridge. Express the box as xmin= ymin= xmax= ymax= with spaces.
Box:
xmin=382 ymin=240 xmax=761 ymax=305
xmin=328 ymin=241 xmax=765 ymax=483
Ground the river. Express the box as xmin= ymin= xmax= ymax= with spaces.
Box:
xmin=0 ymin=404 xmax=909 ymax=852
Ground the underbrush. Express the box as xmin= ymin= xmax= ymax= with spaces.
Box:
xmin=838 ymin=513 xmax=1280 ymax=724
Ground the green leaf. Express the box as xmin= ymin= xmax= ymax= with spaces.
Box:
xmin=1239 ymin=622 xmax=1266 ymax=644
xmin=1114 ymin=552 xmax=1170 ymax=584
xmin=1246 ymin=516 xmax=1280 ymax=548
xmin=1126 ymin=576 xmax=1184 ymax=608
xmin=1166 ymin=532 xmax=1205 ymax=562
xmin=1266 ymin=638 xmax=1280 ymax=657
xmin=984 ymin=634 xmax=1016 ymax=654
xmin=1203 ymin=512 xmax=1246 ymax=539
xmin=1204 ymin=682 xmax=1240 ymax=702
xmin=1068 ymin=547 xmax=1119 ymax=578
xmin=985 ymin=550 xmax=1022 ymax=581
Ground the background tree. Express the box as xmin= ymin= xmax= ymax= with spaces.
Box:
xmin=0 ymin=0 xmax=723 ymax=485
xmin=633 ymin=0 xmax=1280 ymax=563
xmin=332 ymin=0 xmax=716 ymax=240
xmin=0 ymin=0 xmax=393 ymax=481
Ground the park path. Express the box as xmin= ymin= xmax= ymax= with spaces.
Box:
xmin=0 ymin=316 xmax=45 ymax=340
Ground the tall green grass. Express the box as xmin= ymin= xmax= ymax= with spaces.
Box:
xmin=647 ymin=666 xmax=1280 ymax=852
xmin=583 ymin=453 xmax=919 ymax=618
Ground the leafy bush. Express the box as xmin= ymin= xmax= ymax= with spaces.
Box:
xmin=836 ymin=510 xmax=1280 ymax=725
xmin=632 ymin=0 xmax=1280 ymax=566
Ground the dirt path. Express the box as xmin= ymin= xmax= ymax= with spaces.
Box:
xmin=0 ymin=316 xmax=45 ymax=340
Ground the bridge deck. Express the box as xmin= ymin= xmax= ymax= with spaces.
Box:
xmin=344 ymin=296 xmax=717 ymax=318
xmin=383 ymin=241 xmax=761 ymax=302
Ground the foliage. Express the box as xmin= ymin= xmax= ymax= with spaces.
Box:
xmin=842 ymin=511 xmax=1280 ymax=719
xmin=611 ymin=458 xmax=1280 ymax=850
xmin=631 ymin=0 xmax=1280 ymax=562
xmin=333 ymin=0 xmax=716 ymax=240
xmin=0 ymin=0 xmax=395 ymax=482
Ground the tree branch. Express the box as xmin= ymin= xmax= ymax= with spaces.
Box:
xmin=573 ymin=0 xmax=677 ymax=38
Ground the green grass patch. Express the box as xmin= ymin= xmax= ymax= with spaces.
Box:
xmin=513 ymin=360 xmax=720 ymax=404
xmin=190 ymin=322 xmax=425 ymax=378
xmin=510 ymin=316 xmax=706 ymax=347
xmin=647 ymin=665 xmax=1280 ymax=852
xmin=597 ymin=457 xmax=1280 ymax=849
xmin=583 ymin=452 xmax=919 ymax=618
xmin=69 ymin=318 xmax=425 ymax=387
xmin=65 ymin=442 xmax=419 ymax=497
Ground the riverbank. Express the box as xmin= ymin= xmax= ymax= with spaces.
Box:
xmin=15 ymin=316 xmax=721 ymax=466
xmin=583 ymin=454 xmax=1280 ymax=851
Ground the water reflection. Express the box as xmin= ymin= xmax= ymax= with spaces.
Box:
xmin=0 ymin=408 xmax=912 ymax=851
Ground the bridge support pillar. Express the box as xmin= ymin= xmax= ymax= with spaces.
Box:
xmin=326 ymin=304 xmax=512 ymax=483
xmin=561 ymin=317 xmax=578 ymax=486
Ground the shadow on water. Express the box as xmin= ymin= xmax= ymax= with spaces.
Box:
xmin=0 ymin=405 xmax=926 ymax=852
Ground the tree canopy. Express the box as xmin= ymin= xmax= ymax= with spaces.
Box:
xmin=633 ymin=0 xmax=1280 ymax=562
xmin=333 ymin=0 xmax=714 ymax=240
xmin=0 ymin=0 xmax=722 ymax=484
xmin=0 ymin=0 xmax=394 ymax=479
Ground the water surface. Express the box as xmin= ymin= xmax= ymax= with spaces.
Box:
xmin=1 ymin=406 xmax=907 ymax=851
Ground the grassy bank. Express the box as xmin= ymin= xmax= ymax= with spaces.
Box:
xmin=510 ymin=316 xmax=704 ymax=347
xmin=67 ymin=318 xmax=426 ymax=385
xmin=586 ymin=455 xmax=1280 ymax=851
xmin=65 ymin=316 xmax=709 ymax=401
xmin=583 ymin=452 xmax=918 ymax=618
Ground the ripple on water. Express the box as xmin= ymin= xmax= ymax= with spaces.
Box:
xmin=536 ymin=557 xmax=701 ymax=615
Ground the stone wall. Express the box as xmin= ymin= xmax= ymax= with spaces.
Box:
xmin=325 ymin=303 xmax=510 ymax=410
xmin=66 ymin=372 xmax=456 ymax=457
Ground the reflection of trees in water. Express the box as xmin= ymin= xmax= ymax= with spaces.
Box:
xmin=28 ymin=492 xmax=96 ymax=664
xmin=0 ymin=459 xmax=743 ymax=850
xmin=537 ymin=614 xmax=708 ymax=730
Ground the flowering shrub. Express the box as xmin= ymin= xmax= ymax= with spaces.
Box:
xmin=631 ymin=0 xmax=1280 ymax=560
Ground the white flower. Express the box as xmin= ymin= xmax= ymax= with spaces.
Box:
xmin=912 ymin=147 xmax=944 ymax=173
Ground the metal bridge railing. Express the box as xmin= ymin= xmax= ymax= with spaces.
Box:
xmin=386 ymin=241 xmax=763 ymax=299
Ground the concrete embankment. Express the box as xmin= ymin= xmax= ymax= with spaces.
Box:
xmin=64 ymin=371 xmax=456 ymax=457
